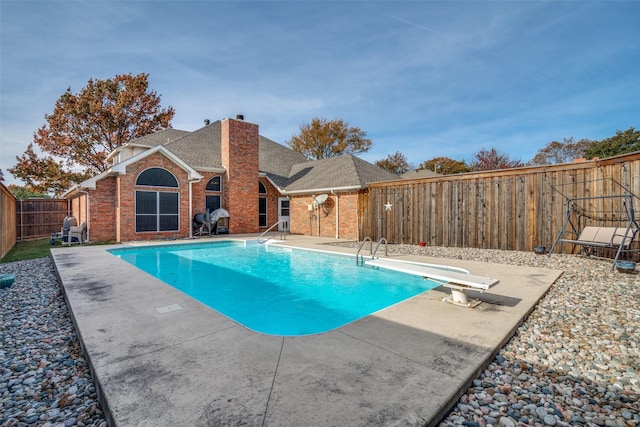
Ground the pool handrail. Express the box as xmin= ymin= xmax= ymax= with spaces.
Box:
xmin=257 ymin=220 xmax=288 ymax=244
xmin=356 ymin=237 xmax=373 ymax=264
xmin=372 ymin=237 xmax=388 ymax=259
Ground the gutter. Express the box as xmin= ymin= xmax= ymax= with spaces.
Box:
xmin=279 ymin=184 xmax=362 ymax=196
xmin=331 ymin=189 xmax=339 ymax=239
xmin=188 ymin=177 xmax=202 ymax=239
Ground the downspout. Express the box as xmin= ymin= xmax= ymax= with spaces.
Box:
xmin=189 ymin=180 xmax=193 ymax=239
xmin=78 ymin=189 xmax=90 ymax=242
xmin=189 ymin=180 xmax=195 ymax=239
xmin=316 ymin=203 xmax=320 ymax=237
xmin=188 ymin=177 xmax=202 ymax=239
xmin=331 ymin=189 xmax=339 ymax=239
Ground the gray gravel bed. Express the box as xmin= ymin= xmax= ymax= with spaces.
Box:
xmin=2 ymin=247 xmax=639 ymax=427
xmin=1 ymin=258 xmax=106 ymax=427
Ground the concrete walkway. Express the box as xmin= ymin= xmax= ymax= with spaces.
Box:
xmin=51 ymin=236 xmax=561 ymax=427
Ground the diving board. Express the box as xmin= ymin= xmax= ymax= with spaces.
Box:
xmin=365 ymin=258 xmax=499 ymax=308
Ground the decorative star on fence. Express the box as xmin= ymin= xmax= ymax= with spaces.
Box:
xmin=384 ymin=202 xmax=392 ymax=211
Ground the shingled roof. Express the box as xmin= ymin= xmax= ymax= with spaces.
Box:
xmin=129 ymin=129 xmax=190 ymax=147
xmin=164 ymin=121 xmax=223 ymax=169
xmin=400 ymin=169 xmax=441 ymax=180
xmin=121 ymin=120 xmax=396 ymax=193
xmin=281 ymin=155 xmax=397 ymax=193
xmin=258 ymin=136 xmax=309 ymax=188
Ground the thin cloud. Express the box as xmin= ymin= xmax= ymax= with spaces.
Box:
xmin=1 ymin=1 xmax=638 ymax=186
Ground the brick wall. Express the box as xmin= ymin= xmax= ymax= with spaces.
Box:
xmin=289 ymin=191 xmax=360 ymax=239
xmin=88 ymin=176 xmax=117 ymax=242
xmin=221 ymin=118 xmax=260 ymax=233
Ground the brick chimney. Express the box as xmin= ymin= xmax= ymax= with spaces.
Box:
xmin=221 ymin=117 xmax=260 ymax=233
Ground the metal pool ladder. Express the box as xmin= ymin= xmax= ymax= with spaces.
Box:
xmin=356 ymin=237 xmax=372 ymax=265
xmin=356 ymin=237 xmax=387 ymax=264
xmin=372 ymin=237 xmax=388 ymax=259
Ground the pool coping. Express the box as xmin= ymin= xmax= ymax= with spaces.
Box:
xmin=51 ymin=235 xmax=562 ymax=427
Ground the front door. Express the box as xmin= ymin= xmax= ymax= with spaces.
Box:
xmin=278 ymin=197 xmax=290 ymax=231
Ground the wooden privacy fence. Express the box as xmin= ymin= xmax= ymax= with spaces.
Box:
xmin=1 ymin=184 xmax=17 ymax=259
xmin=16 ymin=198 xmax=70 ymax=242
xmin=360 ymin=152 xmax=640 ymax=256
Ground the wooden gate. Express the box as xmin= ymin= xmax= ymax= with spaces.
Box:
xmin=16 ymin=198 xmax=70 ymax=241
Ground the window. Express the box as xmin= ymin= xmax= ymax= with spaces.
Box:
xmin=206 ymin=195 xmax=221 ymax=213
xmin=205 ymin=176 xmax=222 ymax=213
xmin=259 ymin=197 xmax=267 ymax=227
xmin=206 ymin=176 xmax=221 ymax=191
xmin=135 ymin=168 xmax=179 ymax=232
xmin=135 ymin=191 xmax=179 ymax=232
xmin=258 ymin=181 xmax=267 ymax=227
xmin=136 ymin=168 xmax=178 ymax=187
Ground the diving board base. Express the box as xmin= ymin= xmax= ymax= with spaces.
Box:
xmin=442 ymin=288 xmax=483 ymax=308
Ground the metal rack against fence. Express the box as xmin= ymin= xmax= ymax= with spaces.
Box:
xmin=16 ymin=198 xmax=70 ymax=242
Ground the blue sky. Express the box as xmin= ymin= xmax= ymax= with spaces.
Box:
xmin=1 ymin=1 xmax=639 ymax=186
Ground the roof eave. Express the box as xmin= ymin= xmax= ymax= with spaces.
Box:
xmin=280 ymin=185 xmax=363 ymax=196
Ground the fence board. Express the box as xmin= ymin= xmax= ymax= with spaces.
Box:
xmin=16 ymin=199 xmax=69 ymax=241
xmin=1 ymin=185 xmax=17 ymax=259
xmin=361 ymin=152 xmax=640 ymax=259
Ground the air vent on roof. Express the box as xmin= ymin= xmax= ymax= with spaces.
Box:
xmin=236 ymin=114 xmax=244 ymax=121
xmin=204 ymin=119 xmax=210 ymax=125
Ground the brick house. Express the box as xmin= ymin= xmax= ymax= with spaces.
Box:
xmin=63 ymin=116 xmax=397 ymax=243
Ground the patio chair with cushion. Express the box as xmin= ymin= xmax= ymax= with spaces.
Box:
xmin=63 ymin=222 xmax=87 ymax=246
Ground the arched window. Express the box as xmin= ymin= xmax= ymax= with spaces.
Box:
xmin=206 ymin=176 xmax=221 ymax=192
xmin=205 ymin=176 xmax=222 ymax=213
xmin=136 ymin=168 xmax=178 ymax=187
xmin=258 ymin=181 xmax=267 ymax=227
xmin=135 ymin=168 xmax=179 ymax=232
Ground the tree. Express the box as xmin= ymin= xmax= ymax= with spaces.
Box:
xmin=8 ymin=184 xmax=50 ymax=199
xmin=9 ymin=73 xmax=174 ymax=196
xmin=584 ymin=127 xmax=640 ymax=159
xmin=375 ymin=151 xmax=412 ymax=174
xmin=418 ymin=157 xmax=470 ymax=175
xmin=469 ymin=147 xmax=523 ymax=171
xmin=9 ymin=144 xmax=90 ymax=195
xmin=529 ymin=137 xmax=593 ymax=165
xmin=287 ymin=118 xmax=372 ymax=160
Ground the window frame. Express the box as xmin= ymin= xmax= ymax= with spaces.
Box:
xmin=135 ymin=190 xmax=180 ymax=233
xmin=258 ymin=181 xmax=267 ymax=227
xmin=136 ymin=167 xmax=179 ymax=188
xmin=206 ymin=176 xmax=221 ymax=192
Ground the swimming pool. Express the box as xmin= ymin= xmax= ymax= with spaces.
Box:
xmin=110 ymin=241 xmax=440 ymax=336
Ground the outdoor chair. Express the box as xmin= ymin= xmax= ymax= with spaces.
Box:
xmin=63 ymin=222 xmax=87 ymax=246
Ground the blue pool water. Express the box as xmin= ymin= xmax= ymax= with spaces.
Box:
xmin=109 ymin=241 xmax=439 ymax=336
